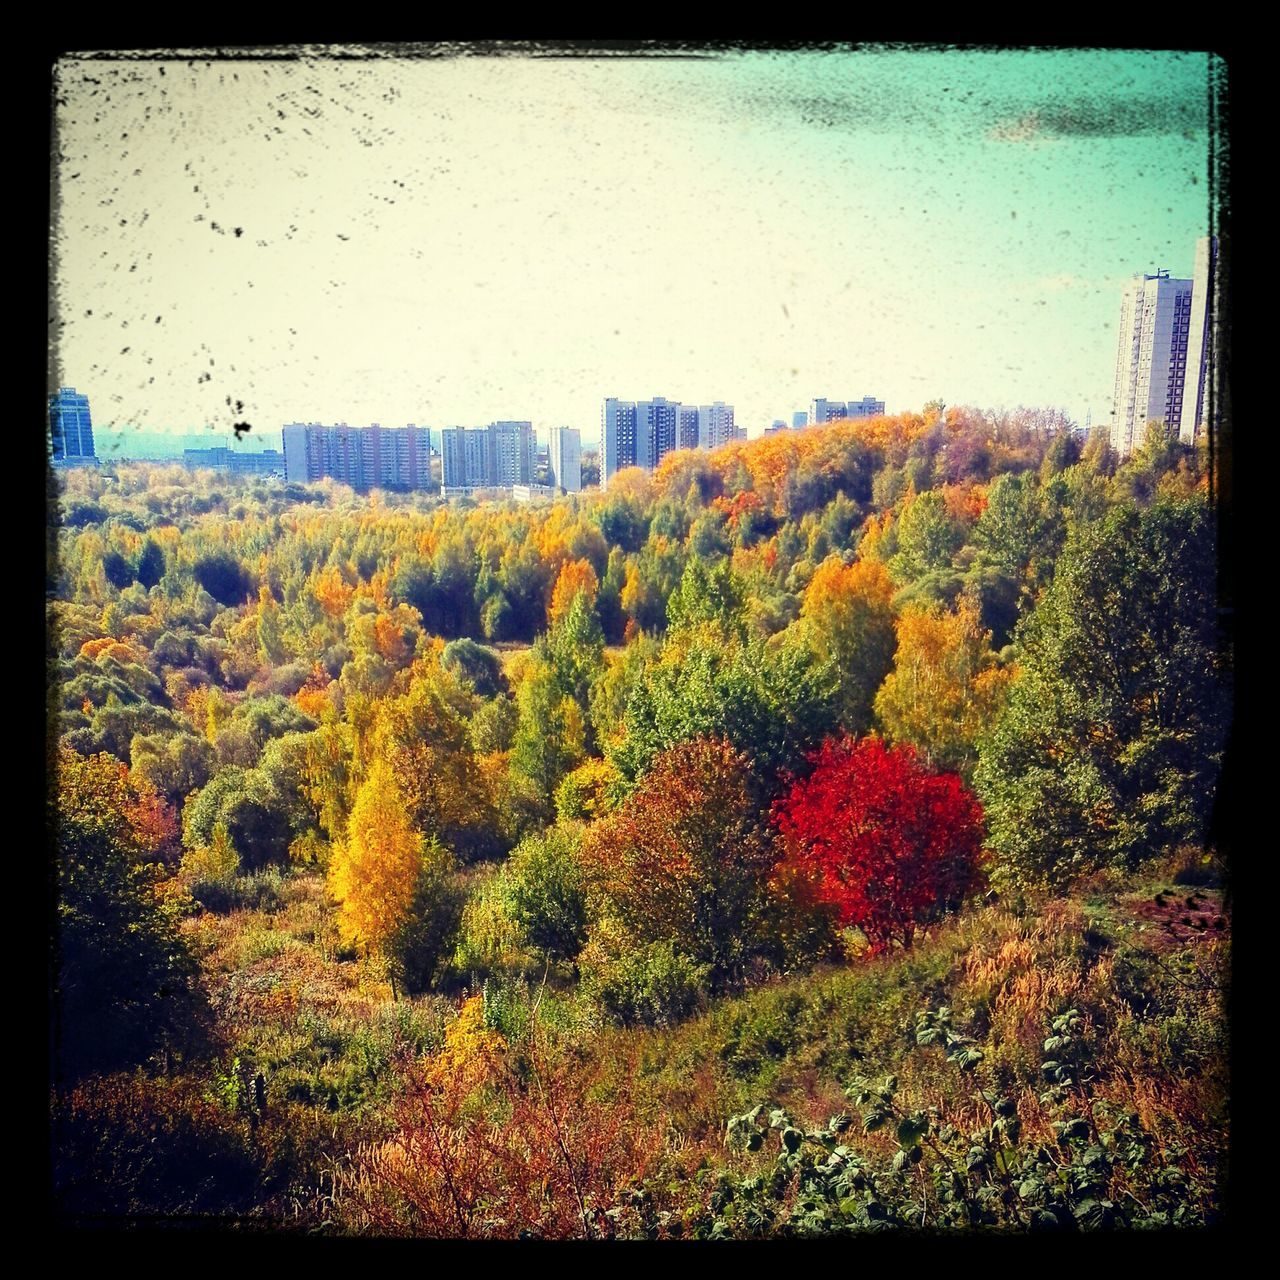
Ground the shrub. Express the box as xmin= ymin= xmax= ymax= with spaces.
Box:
xmin=52 ymin=1075 xmax=262 ymax=1219
xmin=772 ymin=735 xmax=986 ymax=953
xmin=579 ymin=737 xmax=782 ymax=989
xmin=505 ymin=825 xmax=589 ymax=963
xmin=554 ymin=757 xmax=620 ymax=823
xmin=579 ymin=918 xmax=709 ymax=1029
xmin=453 ymin=867 xmax=535 ymax=982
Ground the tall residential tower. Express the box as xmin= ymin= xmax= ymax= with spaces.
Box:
xmin=1109 ymin=269 xmax=1193 ymax=457
xmin=49 ymin=387 xmax=97 ymax=465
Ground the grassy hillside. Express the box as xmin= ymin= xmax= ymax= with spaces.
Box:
xmin=53 ymin=855 xmax=1227 ymax=1233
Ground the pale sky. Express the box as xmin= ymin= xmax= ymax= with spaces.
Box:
xmin=51 ymin=46 xmax=1216 ymax=449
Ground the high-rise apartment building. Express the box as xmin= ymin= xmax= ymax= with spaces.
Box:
xmin=638 ymin=398 xmax=678 ymax=471
xmin=280 ymin=422 xmax=433 ymax=490
xmin=548 ymin=426 xmax=582 ymax=493
xmin=792 ymin=411 xmax=808 ymax=429
xmin=676 ymin=405 xmax=701 ymax=451
xmin=603 ymin=396 xmax=736 ymax=488
xmin=49 ymin=387 xmax=98 ymax=465
xmin=698 ymin=401 xmax=735 ymax=451
xmin=809 ymin=397 xmax=884 ymax=426
xmin=1109 ymin=269 xmax=1193 ymax=457
xmin=1179 ymin=236 xmax=1218 ymax=447
xmin=489 ymin=421 xmax=535 ymax=485
xmin=602 ymin=399 xmax=638 ymax=491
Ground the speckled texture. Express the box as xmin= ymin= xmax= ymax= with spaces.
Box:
xmin=49 ymin=45 xmax=1219 ymax=448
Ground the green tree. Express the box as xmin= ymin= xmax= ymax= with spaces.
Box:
xmin=510 ymin=660 xmax=586 ymax=814
xmin=135 ymin=538 xmax=166 ymax=589
xmin=504 ymin=825 xmax=589 ymax=963
xmin=54 ymin=750 xmax=205 ymax=1080
xmin=974 ymin=498 xmax=1229 ymax=888
xmin=610 ymin=629 xmax=837 ymax=791
xmin=889 ymin=490 xmax=964 ymax=584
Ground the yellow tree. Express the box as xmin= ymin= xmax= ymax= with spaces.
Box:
xmin=548 ymin=559 xmax=599 ymax=630
xmin=328 ymin=757 xmax=422 ymax=990
xmin=795 ymin=556 xmax=897 ymax=733
xmin=873 ymin=599 xmax=1012 ymax=776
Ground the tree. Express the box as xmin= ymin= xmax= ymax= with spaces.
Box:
xmin=504 ymin=825 xmax=590 ymax=963
xmin=54 ymin=749 xmax=205 ymax=1080
xmin=974 ymin=498 xmax=1229 ymax=888
xmin=441 ymin=637 xmax=506 ymax=698
xmin=545 ymin=590 xmax=605 ymax=725
xmin=772 ymin=736 xmax=986 ymax=953
xmin=874 ymin=600 xmax=1011 ymax=775
xmin=548 ymin=559 xmax=599 ymax=630
xmin=375 ymin=657 xmax=501 ymax=862
xmin=610 ymin=630 xmax=837 ymax=792
xmin=579 ymin=738 xmax=781 ymax=988
xmin=181 ymin=765 xmax=295 ymax=870
xmin=793 ymin=556 xmax=896 ymax=733
xmin=510 ymin=662 xmax=586 ymax=816
xmin=665 ymin=557 xmax=747 ymax=637
xmin=135 ymin=538 xmax=166 ymax=589
xmin=889 ymin=490 xmax=965 ymax=584
xmin=192 ymin=552 xmax=253 ymax=607
xmin=971 ymin=471 xmax=1066 ymax=611
xmin=328 ymin=758 xmax=450 ymax=994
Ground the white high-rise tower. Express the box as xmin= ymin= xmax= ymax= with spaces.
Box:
xmin=1109 ymin=269 xmax=1194 ymax=457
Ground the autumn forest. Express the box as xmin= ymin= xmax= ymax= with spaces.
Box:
xmin=48 ymin=406 xmax=1230 ymax=1235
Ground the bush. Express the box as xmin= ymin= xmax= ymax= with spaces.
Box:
xmin=52 ymin=1075 xmax=262 ymax=1219
xmin=505 ymin=824 xmax=589 ymax=962
xmin=452 ymin=866 xmax=535 ymax=983
xmin=579 ymin=919 xmax=709 ymax=1029
xmin=554 ymin=757 xmax=620 ymax=823
xmin=188 ymin=866 xmax=287 ymax=916
xmin=391 ymin=841 xmax=467 ymax=994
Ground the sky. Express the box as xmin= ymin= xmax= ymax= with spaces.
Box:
xmin=50 ymin=45 xmax=1218 ymax=452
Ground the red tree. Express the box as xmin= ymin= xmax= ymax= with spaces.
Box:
xmin=771 ymin=736 xmax=985 ymax=952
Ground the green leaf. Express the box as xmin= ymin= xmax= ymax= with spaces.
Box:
xmin=896 ymin=1114 xmax=928 ymax=1148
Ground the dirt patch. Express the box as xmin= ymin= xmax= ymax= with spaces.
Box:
xmin=1124 ymin=888 xmax=1227 ymax=952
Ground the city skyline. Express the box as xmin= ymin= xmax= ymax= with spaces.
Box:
xmin=52 ymin=46 xmax=1217 ymax=443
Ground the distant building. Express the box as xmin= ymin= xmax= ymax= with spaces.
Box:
xmin=1179 ymin=235 xmax=1218 ymax=447
xmin=765 ymin=420 xmax=788 ymax=435
xmin=845 ymin=396 xmax=886 ymax=419
xmin=49 ymin=387 xmax=98 ymax=465
xmin=490 ymin=421 xmax=535 ymax=485
xmin=604 ymin=396 xmax=736 ymax=488
xmin=280 ymin=422 xmax=433 ymax=490
xmin=548 ymin=426 xmax=582 ymax=493
xmin=183 ymin=447 xmax=283 ymax=475
xmin=698 ymin=401 xmax=735 ymax=451
xmin=602 ymin=399 xmax=638 ymax=491
xmin=676 ymin=404 xmax=701 ymax=451
xmin=1109 ymin=269 xmax=1194 ymax=457
xmin=638 ymin=398 xmax=678 ymax=471
xmin=810 ymin=398 xmax=845 ymax=425
xmin=792 ymin=411 xmax=808 ymax=429
xmin=512 ymin=483 xmax=556 ymax=503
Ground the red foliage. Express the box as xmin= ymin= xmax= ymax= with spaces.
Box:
xmin=771 ymin=736 xmax=986 ymax=952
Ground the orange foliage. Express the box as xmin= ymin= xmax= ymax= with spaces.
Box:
xmin=314 ymin=565 xmax=355 ymax=619
xmin=941 ymin=481 xmax=988 ymax=524
xmin=548 ymin=559 xmax=599 ymax=629
xmin=79 ymin=636 xmax=150 ymax=666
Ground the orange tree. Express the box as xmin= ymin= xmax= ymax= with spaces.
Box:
xmin=578 ymin=737 xmax=789 ymax=989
